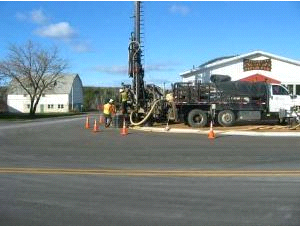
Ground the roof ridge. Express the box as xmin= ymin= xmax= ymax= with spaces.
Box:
xmin=199 ymin=55 xmax=238 ymax=68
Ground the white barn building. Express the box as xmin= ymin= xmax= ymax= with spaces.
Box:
xmin=180 ymin=50 xmax=300 ymax=95
xmin=7 ymin=74 xmax=83 ymax=113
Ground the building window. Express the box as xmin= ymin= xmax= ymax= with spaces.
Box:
xmin=23 ymin=94 xmax=27 ymax=97
xmin=296 ymin=85 xmax=300 ymax=95
xmin=58 ymin=104 xmax=64 ymax=109
xmin=42 ymin=94 xmax=46 ymax=97
xmin=48 ymin=104 xmax=54 ymax=109
xmin=27 ymin=104 xmax=30 ymax=109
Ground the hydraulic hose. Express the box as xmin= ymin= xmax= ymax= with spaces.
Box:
xmin=129 ymin=99 xmax=161 ymax=126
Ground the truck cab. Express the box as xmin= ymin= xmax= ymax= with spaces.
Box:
xmin=269 ymin=83 xmax=300 ymax=113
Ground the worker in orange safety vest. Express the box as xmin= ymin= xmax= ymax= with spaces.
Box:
xmin=103 ymin=99 xmax=116 ymax=128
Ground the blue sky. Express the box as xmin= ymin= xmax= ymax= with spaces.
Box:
xmin=0 ymin=1 xmax=299 ymax=88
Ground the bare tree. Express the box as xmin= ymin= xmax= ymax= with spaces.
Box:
xmin=0 ymin=41 xmax=68 ymax=115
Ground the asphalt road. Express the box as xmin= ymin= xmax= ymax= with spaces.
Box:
xmin=0 ymin=115 xmax=299 ymax=225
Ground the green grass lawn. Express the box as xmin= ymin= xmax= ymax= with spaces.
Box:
xmin=0 ymin=112 xmax=84 ymax=120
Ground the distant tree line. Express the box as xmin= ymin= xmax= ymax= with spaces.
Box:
xmin=83 ymin=87 xmax=120 ymax=111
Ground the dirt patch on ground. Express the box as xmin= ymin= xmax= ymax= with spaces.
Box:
xmin=152 ymin=121 xmax=300 ymax=132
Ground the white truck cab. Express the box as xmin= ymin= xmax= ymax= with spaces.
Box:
xmin=269 ymin=84 xmax=300 ymax=122
xmin=270 ymin=84 xmax=293 ymax=112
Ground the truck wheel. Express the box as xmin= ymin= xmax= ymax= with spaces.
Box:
xmin=218 ymin=110 xmax=235 ymax=127
xmin=187 ymin=109 xmax=208 ymax=128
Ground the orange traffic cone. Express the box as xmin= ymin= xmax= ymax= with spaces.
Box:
xmin=92 ymin=119 xmax=100 ymax=132
xmin=120 ymin=118 xmax=128 ymax=136
xmin=85 ymin=116 xmax=90 ymax=129
xmin=208 ymin=121 xmax=215 ymax=139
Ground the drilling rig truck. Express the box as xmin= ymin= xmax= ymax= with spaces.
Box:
xmin=171 ymin=76 xmax=300 ymax=127
xmin=124 ymin=1 xmax=300 ymax=128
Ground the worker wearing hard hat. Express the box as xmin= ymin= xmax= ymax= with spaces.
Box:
xmin=119 ymin=88 xmax=128 ymax=115
xmin=103 ymin=99 xmax=116 ymax=128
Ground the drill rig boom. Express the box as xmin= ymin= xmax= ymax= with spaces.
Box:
xmin=127 ymin=1 xmax=167 ymax=126
xmin=128 ymin=1 xmax=146 ymax=111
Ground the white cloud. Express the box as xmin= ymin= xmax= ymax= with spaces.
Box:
xmin=71 ymin=42 xmax=92 ymax=53
xmin=145 ymin=63 xmax=177 ymax=72
xmin=16 ymin=9 xmax=48 ymax=24
xmin=92 ymin=62 xmax=180 ymax=75
xmin=35 ymin=22 xmax=76 ymax=39
xmin=16 ymin=9 xmax=92 ymax=54
xmin=30 ymin=9 xmax=48 ymax=24
xmin=169 ymin=4 xmax=190 ymax=16
xmin=16 ymin=12 xmax=27 ymax=21
xmin=93 ymin=65 xmax=128 ymax=74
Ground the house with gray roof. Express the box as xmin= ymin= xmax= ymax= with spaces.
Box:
xmin=7 ymin=74 xmax=83 ymax=113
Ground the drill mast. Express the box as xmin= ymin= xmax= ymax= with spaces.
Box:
xmin=127 ymin=1 xmax=167 ymax=126
xmin=128 ymin=1 xmax=146 ymax=111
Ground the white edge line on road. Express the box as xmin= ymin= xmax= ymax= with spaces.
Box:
xmin=132 ymin=127 xmax=300 ymax=137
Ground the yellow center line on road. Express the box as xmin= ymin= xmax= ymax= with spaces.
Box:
xmin=0 ymin=167 xmax=299 ymax=177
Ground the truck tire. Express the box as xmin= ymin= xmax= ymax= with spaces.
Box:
xmin=218 ymin=110 xmax=235 ymax=127
xmin=187 ymin=109 xmax=208 ymax=128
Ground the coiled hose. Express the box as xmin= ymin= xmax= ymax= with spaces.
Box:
xmin=129 ymin=99 xmax=161 ymax=126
